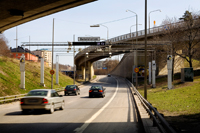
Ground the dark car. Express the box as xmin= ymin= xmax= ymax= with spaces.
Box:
xmin=89 ymin=85 xmax=106 ymax=98
xmin=107 ymin=74 xmax=111 ymax=77
xmin=64 ymin=85 xmax=80 ymax=96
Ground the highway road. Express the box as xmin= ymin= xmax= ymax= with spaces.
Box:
xmin=0 ymin=75 xmax=144 ymax=133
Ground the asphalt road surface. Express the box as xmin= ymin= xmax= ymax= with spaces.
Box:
xmin=0 ymin=75 xmax=144 ymax=133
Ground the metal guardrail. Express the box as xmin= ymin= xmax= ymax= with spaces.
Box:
xmin=0 ymin=87 xmax=65 ymax=104
xmin=125 ymin=79 xmax=176 ymax=133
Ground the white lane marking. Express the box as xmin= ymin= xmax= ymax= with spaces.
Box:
xmin=74 ymin=78 xmax=119 ymax=133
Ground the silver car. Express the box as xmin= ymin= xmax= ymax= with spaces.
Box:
xmin=20 ymin=89 xmax=65 ymax=114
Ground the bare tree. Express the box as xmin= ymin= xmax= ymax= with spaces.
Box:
xmin=177 ymin=11 xmax=200 ymax=67
xmin=159 ymin=17 xmax=183 ymax=81
xmin=156 ymin=11 xmax=200 ymax=81
xmin=0 ymin=34 xmax=10 ymax=57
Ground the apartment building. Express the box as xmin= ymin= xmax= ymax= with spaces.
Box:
xmin=32 ymin=49 xmax=52 ymax=67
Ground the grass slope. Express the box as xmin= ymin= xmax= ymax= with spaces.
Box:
xmin=137 ymin=76 xmax=200 ymax=132
xmin=0 ymin=56 xmax=75 ymax=96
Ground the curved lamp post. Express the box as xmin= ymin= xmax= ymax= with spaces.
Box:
xmin=126 ymin=9 xmax=138 ymax=88
xmin=149 ymin=9 xmax=161 ymax=32
xmin=90 ymin=24 xmax=109 ymax=40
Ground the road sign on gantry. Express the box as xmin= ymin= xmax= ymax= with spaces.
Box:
xmin=78 ymin=37 xmax=100 ymax=42
xmin=73 ymin=42 xmax=106 ymax=46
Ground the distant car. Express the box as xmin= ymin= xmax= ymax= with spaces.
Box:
xmin=65 ymin=85 xmax=80 ymax=96
xmin=20 ymin=89 xmax=65 ymax=114
xmin=107 ymin=74 xmax=111 ymax=77
xmin=89 ymin=85 xmax=106 ymax=98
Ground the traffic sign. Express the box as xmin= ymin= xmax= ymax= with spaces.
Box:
xmin=50 ymin=70 xmax=55 ymax=75
xmin=78 ymin=37 xmax=100 ymax=42
xmin=134 ymin=67 xmax=139 ymax=73
xmin=73 ymin=42 xmax=106 ymax=46
xmin=102 ymin=67 xmax=107 ymax=69
xmin=154 ymin=20 xmax=156 ymax=25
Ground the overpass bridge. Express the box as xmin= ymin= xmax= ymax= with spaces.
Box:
xmin=74 ymin=25 xmax=173 ymax=80
xmin=75 ymin=18 xmax=200 ymax=80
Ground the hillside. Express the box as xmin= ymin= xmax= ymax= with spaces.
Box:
xmin=0 ymin=56 xmax=75 ymax=96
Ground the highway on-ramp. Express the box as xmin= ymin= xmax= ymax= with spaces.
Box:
xmin=0 ymin=76 xmax=144 ymax=133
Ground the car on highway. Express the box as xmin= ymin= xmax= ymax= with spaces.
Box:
xmin=20 ymin=89 xmax=65 ymax=114
xmin=64 ymin=85 xmax=80 ymax=96
xmin=89 ymin=85 xmax=106 ymax=98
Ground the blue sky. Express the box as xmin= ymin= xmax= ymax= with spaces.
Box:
xmin=3 ymin=0 xmax=200 ymax=66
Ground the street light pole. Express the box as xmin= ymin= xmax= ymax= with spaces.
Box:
xmin=15 ymin=26 xmax=18 ymax=59
xmin=126 ymin=10 xmax=138 ymax=88
xmin=148 ymin=9 xmax=161 ymax=32
xmin=130 ymin=24 xmax=142 ymax=37
xmin=29 ymin=36 xmax=30 ymax=61
xmin=51 ymin=18 xmax=55 ymax=89
xmin=144 ymin=0 xmax=147 ymax=99
xmin=73 ymin=35 xmax=75 ymax=85
xmin=90 ymin=24 xmax=109 ymax=40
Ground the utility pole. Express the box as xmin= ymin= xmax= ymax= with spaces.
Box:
xmin=144 ymin=0 xmax=147 ymax=99
xmin=15 ymin=27 xmax=18 ymax=59
xmin=29 ymin=36 xmax=30 ymax=60
xmin=73 ymin=35 xmax=75 ymax=85
xmin=51 ymin=18 xmax=55 ymax=89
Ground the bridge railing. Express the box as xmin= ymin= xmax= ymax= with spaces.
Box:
xmin=125 ymin=79 xmax=176 ymax=133
xmin=107 ymin=26 xmax=166 ymax=43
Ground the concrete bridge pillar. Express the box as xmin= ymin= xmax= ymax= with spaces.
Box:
xmin=87 ymin=61 xmax=94 ymax=80
xmin=81 ymin=66 xmax=85 ymax=80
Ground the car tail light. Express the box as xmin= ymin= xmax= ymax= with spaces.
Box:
xmin=65 ymin=89 xmax=67 ymax=91
xmin=99 ymin=90 xmax=103 ymax=92
xmin=89 ymin=90 xmax=93 ymax=92
xmin=20 ymin=98 xmax=24 ymax=104
xmin=42 ymin=98 xmax=48 ymax=104
xmin=74 ymin=88 xmax=76 ymax=91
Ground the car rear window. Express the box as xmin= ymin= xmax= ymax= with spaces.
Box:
xmin=66 ymin=85 xmax=75 ymax=89
xmin=90 ymin=86 xmax=102 ymax=90
xmin=27 ymin=91 xmax=48 ymax=96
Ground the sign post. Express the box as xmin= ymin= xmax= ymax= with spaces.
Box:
xmin=56 ymin=55 xmax=59 ymax=85
xmin=149 ymin=62 xmax=151 ymax=84
xmin=167 ymin=55 xmax=173 ymax=89
xmin=20 ymin=54 xmax=25 ymax=89
xmin=40 ymin=57 xmax=45 ymax=86
xmin=152 ymin=60 xmax=156 ymax=88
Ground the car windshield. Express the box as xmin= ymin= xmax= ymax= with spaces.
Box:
xmin=66 ymin=85 xmax=75 ymax=89
xmin=27 ymin=90 xmax=48 ymax=96
xmin=91 ymin=86 xmax=102 ymax=90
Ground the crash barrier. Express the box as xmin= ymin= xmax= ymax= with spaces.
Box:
xmin=125 ymin=79 xmax=176 ymax=133
xmin=0 ymin=87 xmax=64 ymax=104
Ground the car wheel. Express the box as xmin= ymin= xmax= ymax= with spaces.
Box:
xmin=49 ymin=104 xmax=54 ymax=114
xmin=75 ymin=92 xmax=78 ymax=96
xmin=78 ymin=92 xmax=80 ymax=95
xmin=60 ymin=101 xmax=65 ymax=110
